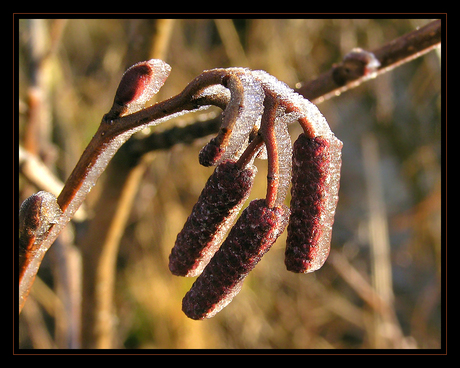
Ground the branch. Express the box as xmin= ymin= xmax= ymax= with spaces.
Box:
xmin=18 ymin=19 xmax=442 ymax=315
xmin=296 ymin=19 xmax=441 ymax=104
xmin=19 ymin=61 xmax=343 ymax=317
xmin=133 ymin=19 xmax=441 ymax=155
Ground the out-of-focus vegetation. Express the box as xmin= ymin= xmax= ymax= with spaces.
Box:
xmin=18 ymin=19 xmax=441 ymax=349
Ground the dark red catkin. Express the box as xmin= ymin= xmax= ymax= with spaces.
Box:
xmin=182 ymin=199 xmax=289 ymax=320
xmin=169 ymin=160 xmax=256 ymax=277
xmin=285 ymin=133 xmax=342 ymax=273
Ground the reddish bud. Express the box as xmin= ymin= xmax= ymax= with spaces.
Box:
xmin=169 ymin=160 xmax=256 ymax=277
xmin=110 ymin=59 xmax=171 ymax=117
xmin=182 ymin=199 xmax=289 ymax=320
xmin=115 ymin=63 xmax=152 ymax=106
xmin=285 ymin=134 xmax=341 ymax=273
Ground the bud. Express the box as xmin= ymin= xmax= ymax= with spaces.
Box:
xmin=332 ymin=48 xmax=380 ymax=86
xmin=182 ymin=199 xmax=289 ymax=320
xmin=19 ymin=191 xmax=62 ymax=254
xmin=109 ymin=59 xmax=171 ymax=118
xmin=169 ymin=160 xmax=256 ymax=277
xmin=285 ymin=134 xmax=342 ymax=273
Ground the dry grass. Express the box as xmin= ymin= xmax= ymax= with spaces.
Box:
xmin=18 ymin=18 xmax=441 ymax=350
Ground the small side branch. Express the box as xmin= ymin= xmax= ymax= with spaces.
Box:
xmin=296 ymin=19 xmax=441 ymax=104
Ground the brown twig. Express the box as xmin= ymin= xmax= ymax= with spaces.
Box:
xmin=19 ymin=145 xmax=87 ymax=221
xmin=297 ymin=19 xmax=441 ymax=104
xmin=122 ymin=20 xmax=441 ymax=158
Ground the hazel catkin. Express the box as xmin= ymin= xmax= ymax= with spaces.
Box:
xmin=169 ymin=160 xmax=256 ymax=277
xmin=285 ymin=133 xmax=341 ymax=273
xmin=182 ymin=199 xmax=289 ymax=320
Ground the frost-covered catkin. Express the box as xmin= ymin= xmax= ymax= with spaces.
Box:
xmin=169 ymin=160 xmax=256 ymax=277
xmin=182 ymin=199 xmax=289 ymax=320
xmin=285 ymin=134 xmax=342 ymax=273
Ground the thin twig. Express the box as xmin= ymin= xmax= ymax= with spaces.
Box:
xmin=125 ymin=20 xmax=441 ymax=157
xmin=93 ymin=154 xmax=155 ymax=348
xmin=299 ymin=19 xmax=441 ymax=104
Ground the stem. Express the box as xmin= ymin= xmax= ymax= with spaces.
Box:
xmin=259 ymin=96 xmax=280 ymax=209
xmin=235 ymin=133 xmax=264 ymax=169
xmin=93 ymin=154 xmax=154 ymax=348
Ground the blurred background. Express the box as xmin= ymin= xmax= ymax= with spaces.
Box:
xmin=17 ymin=18 xmax=441 ymax=349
